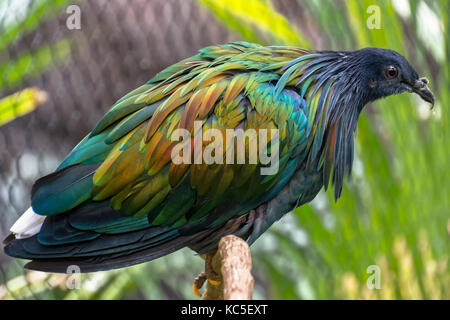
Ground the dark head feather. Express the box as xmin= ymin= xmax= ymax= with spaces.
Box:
xmin=286 ymin=47 xmax=434 ymax=199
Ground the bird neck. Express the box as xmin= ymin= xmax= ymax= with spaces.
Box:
xmin=294 ymin=52 xmax=367 ymax=199
xmin=275 ymin=50 xmax=368 ymax=199
xmin=304 ymin=80 xmax=363 ymax=200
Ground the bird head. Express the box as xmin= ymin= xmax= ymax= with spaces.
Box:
xmin=297 ymin=47 xmax=435 ymax=199
xmin=350 ymin=47 xmax=434 ymax=107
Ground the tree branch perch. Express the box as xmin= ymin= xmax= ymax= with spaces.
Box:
xmin=200 ymin=235 xmax=254 ymax=300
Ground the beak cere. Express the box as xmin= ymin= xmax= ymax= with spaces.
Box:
xmin=413 ymin=77 xmax=435 ymax=108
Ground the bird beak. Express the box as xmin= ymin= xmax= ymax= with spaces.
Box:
xmin=411 ymin=77 xmax=435 ymax=108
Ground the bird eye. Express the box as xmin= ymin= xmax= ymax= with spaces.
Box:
xmin=385 ymin=66 xmax=398 ymax=79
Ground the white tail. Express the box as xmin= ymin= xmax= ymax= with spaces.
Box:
xmin=10 ymin=207 xmax=45 ymax=239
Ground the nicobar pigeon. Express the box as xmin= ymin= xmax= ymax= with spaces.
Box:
xmin=4 ymin=42 xmax=434 ymax=274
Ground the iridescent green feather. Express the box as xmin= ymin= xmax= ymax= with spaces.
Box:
xmin=32 ymin=41 xmax=342 ymax=235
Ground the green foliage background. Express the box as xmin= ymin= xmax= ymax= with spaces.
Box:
xmin=1 ymin=0 xmax=448 ymax=299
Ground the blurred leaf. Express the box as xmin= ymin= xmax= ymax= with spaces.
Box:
xmin=199 ymin=0 xmax=310 ymax=47
xmin=0 ymin=39 xmax=71 ymax=90
xmin=0 ymin=87 xmax=47 ymax=126
xmin=0 ymin=0 xmax=71 ymax=52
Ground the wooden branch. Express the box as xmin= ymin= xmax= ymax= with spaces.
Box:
xmin=202 ymin=235 xmax=254 ymax=300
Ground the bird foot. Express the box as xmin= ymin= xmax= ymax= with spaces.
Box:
xmin=192 ymin=251 xmax=222 ymax=297
xmin=193 ymin=272 xmax=207 ymax=297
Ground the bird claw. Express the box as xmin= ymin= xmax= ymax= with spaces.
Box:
xmin=193 ymin=272 xmax=207 ymax=297
xmin=192 ymin=273 xmax=222 ymax=297
xmin=192 ymin=251 xmax=222 ymax=297
xmin=208 ymin=278 xmax=221 ymax=286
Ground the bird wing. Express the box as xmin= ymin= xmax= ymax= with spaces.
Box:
xmin=32 ymin=42 xmax=311 ymax=227
xmin=6 ymin=42 xmax=327 ymax=271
